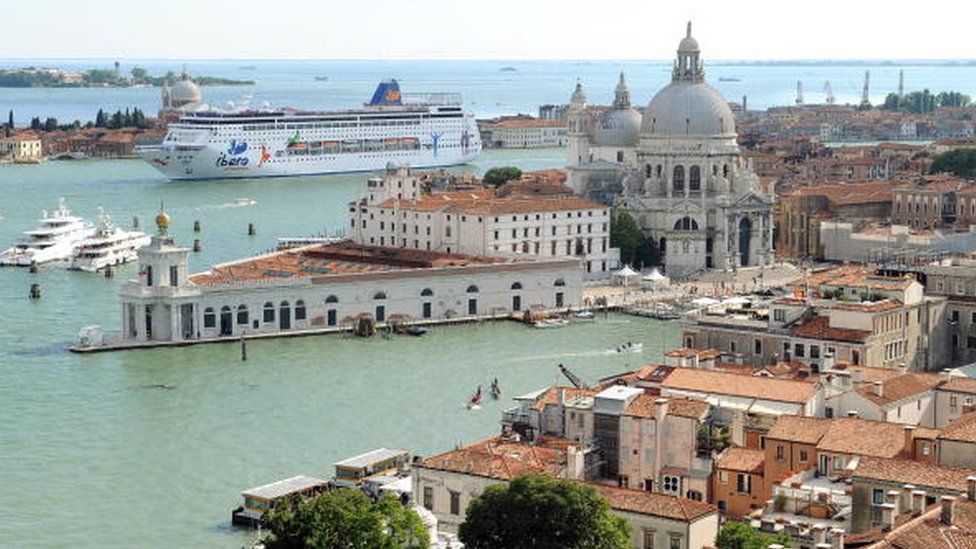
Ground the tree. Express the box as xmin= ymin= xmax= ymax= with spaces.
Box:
xmin=930 ymin=148 xmax=976 ymax=179
xmin=610 ymin=208 xmax=643 ymax=266
xmin=458 ymin=474 xmax=631 ymax=549
xmin=43 ymin=117 xmax=58 ymax=132
xmin=715 ymin=521 xmax=791 ymax=549
xmin=6 ymin=109 xmax=12 ymax=129
xmin=30 ymin=117 xmax=41 ymax=130
xmin=95 ymin=109 xmax=107 ymax=128
xmin=130 ymin=67 xmax=148 ymax=80
xmin=262 ymin=489 xmax=428 ymax=549
xmin=483 ymin=166 xmax=522 ymax=187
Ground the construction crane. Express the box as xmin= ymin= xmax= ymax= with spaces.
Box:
xmin=898 ymin=69 xmax=904 ymax=97
xmin=823 ymin=81 xmax=835 ymax=105
xmin=860 ymin=71 xmax=871 ymax=108
xmin=558 ymin=363 xmax=589 ymax=389
xmin=795 ymin=81 xmax=804 ymax=105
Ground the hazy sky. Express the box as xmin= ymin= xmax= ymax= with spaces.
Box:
xmin=6 ymin=0 xmax=976 ymax=60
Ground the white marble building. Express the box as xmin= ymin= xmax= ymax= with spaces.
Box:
xmin=567 ymin=23 xmax=774 ymax=278
xmin=116 ymin=208 xmax=582 ymax=345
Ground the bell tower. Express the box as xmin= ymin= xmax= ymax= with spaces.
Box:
xmin=566 ymin=80 xmax=590 ymax=168
xmin=673 ymin=22 xmax=704 ymax=84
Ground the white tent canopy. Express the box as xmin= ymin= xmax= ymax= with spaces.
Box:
xmin=643 ymin=268 xmax=668 ymax=282
xmin=613 ymin=265 xmax=641 ymax=286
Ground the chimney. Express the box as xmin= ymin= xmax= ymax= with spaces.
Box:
xmin=911 ymin=490 xmax=926 ymax=515
xmin=941 ymin=496 xmax=956 ymax=525
xmin=566 ymin=445 xmax=585 ymax=481
xmin=880 ymin=503 xmax=896 ymax=530
xmin=900 ymin=484 xmax=916 ymax=513
xmin=903 ymin=425 xmax=915 ymax=453
xmin=847 ymin=410 xmax=859 ymax=418
xmin=874 ymin=380 xmax=884 ymax=398
xmin=655 ymin=398 xmax=670 ymax=419
xmin=811 ymin=524 xmax=827 ymax=545
xmin=886 ymin=490 xmax=901 ymax=516
xmin=830 ymin=528 xmax=845 ymax=549
xmin=851 ymin=368 xmax=864 ymax=386
xmin=968 ymin=476 xmax=976 ymax=501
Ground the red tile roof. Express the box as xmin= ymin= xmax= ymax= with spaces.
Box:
xmin=940 ymin=412 xmax=976 ymax=444
xmin=792 ymin=315 xmax=872 ymax=344
xmin=418 ymin=436 xmax=568 ymax=480
xmin=853 ymin=456 xmax=976 ymax=492
xmin=661 ymin=368 xmax=817 ymax=405
xmin=716 ymin=447 xmax=765 ymax=474
xmin=587 ymin=483 xmax=717 ymax=522
xmin=942 ymin=377 xmax=976 ymax=396
xmin=855 ymin=373 xmax=945 ymax=407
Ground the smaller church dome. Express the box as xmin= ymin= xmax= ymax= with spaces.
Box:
xmin=155 ymin=206 xmax=170 ymax=232
xmin=169 ymin=73 xmax=202 ymax=107
xmin=678 ymin=22 xmax=700 ymax=52
xmin=570 ymin=81 xmax=587 ymax=105
xmin=595 ymin=108 xmax=641 ymax=147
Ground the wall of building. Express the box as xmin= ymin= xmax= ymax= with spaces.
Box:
xmin=937 ymin=439 xmax=976 ymax=468
xmin=712 ymin=468 xmax=765 ymax=518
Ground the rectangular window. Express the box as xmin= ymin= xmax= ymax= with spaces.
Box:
xmin=423 ymin=486 xmax=434 ymax=511
xmin=643 ymin=529 xmax=656 ymax=549
xmin=736 ymin=473 xmax=751 ymax=494
xmin=795 ymin=343 xmax=805 ymax=358
xmin=754 ymin=339 xmax=762 ymax=356
xmin=799 ymin=450 xmax=808 ymax=462
xmin=774 ymin=309 xmax=786 ymax=321
xmin=775 ymin=445 xmax=785 ymax=461
xmin=449 ymin=490 xmax=460 ymax=515
xmin=169 ymin=265 xmax=178 ymax=287
xmin=872 ymin=488 xmax=885 ymax=505
xmin=719 ymin=471 xmax=728 ymax=483
xmin=669 ymin=534 xmax=682 ymax=549
xmin=810 ymin=345 xmax=820 ymax=358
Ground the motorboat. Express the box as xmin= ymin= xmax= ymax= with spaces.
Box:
xmin=467 ymin=386 xmax=484 ymax=409
xmin=570 ymin=308 xmax=596 ymax=323
xmin=616 ymin=342 xmax=644 ymax=354
xmin=70 ymin=208 xmax=151 ymax=272
xmin=532 ymin=318 xmax=569 ymax=329
xmin=0 ymin=198 xmax=94 ymax=266
xmin=489 ymin=378 xmax=501 ymax=399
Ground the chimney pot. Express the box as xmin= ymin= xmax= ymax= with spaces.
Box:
xmin=967 ymin=476 xmax=976 ymax=502
xmin=847 ymin=410 xmax=859 ymax=418
xmin=941 ymin=496 xmax=956 ymax=525
xmin=874 ymin=380 xmax=884 ymax=397
xmin=911 ymin=490 xmax=926 ymax=515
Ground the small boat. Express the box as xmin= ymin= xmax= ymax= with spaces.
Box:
xmin=403 ymin=325 xmax=427 ymax=337
xmin=314 ymin=76 xmax=330 ymax=81
xmin=489 ymin=378 xmax=501 ymax=399
xmin=467 ymin=385 xmax=484 ymax=409
xmin=70 ymin=208 xmax=151 ymax=272
xmin=232 ymin=197 xmax=257 ymax=207
xmin=499 ymin=66 xmax=517 ymax=72
xmin=616 ymin=342 xmax=644 ymax=354
xmin=570 ymin=309 xmax=596 ymax=323
xmin=533 ymin=318 xmax=569 ymax=329
xmin=718 ymin=77 xmax=741 ymax=82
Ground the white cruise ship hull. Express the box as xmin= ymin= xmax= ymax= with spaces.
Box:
xmin=70 ymin=235 xmax=152 ymax=272
xmin=138 ymin=145 xmax=479 ymax=181
xmin=1 ymin=240 xmax=83 ymax=266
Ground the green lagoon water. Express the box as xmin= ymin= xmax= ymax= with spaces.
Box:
xmin=0 ymin=152 xmax=679 ymax=547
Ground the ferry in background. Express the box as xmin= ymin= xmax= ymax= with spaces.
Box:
xmin=69 ymin=209 xmax=151 ymax=272
xmin=0 ymin=198 xmax=94 ymax=267
xmin=137 ymin=80 xmax=481 ymax=180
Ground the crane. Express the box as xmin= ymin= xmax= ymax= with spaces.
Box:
xmin=795 ymin=81 xmax=804 ymax=106
xmin=824 ymin=81 xmax=835 ymax=105
xmin=558 ymin=363 xmax=589 ymax=389
xmin=860 ymin=71 xmax=871 ymax=108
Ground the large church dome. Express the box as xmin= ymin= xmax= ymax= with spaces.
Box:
xmin=641 ymin=82 xmax=735 ymax=138
xmin=640 ymin=23 xmax=736 ymax=139
xmin=169 ymin=72 xmax=202 ymax=108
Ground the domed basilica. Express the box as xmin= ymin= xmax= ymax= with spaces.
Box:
xmin=566 ymin=23 xmax=774 ymax=278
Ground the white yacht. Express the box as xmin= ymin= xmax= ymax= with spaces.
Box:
xmin=70 ymin=209 xmax=151 ymax=272
xmin=0 ymin=198 xmax=94 ymax=266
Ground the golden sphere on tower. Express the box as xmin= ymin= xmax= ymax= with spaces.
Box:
xmin=155 ymin=210 xmax=171 ymax=231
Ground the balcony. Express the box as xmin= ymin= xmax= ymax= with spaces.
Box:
xmin=761 ymin=469 xmax=852 ymax=532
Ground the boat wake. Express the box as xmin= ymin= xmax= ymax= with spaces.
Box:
xmin=189 ymin=198 xmax=259 ymax=212
xmin=498 ymin=349 xmax=618 ymax=364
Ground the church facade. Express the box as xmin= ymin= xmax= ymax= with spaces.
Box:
xmin=566 ymin=24 xmax=774 ymax=278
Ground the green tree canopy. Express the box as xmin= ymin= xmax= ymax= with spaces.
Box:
xmin=610 ymin=208 xmax=660 ymax=268
xmin=881 ymin=89 xmax=971 ymax=114
xmin=458 ymin=474 xmax=631 ymax=549
xmin=262 ymin=489 xmax=429 ymax=549
xmin=715 ymin=521 xmax=791 ymax=549
xmin=930 ymin=148 xmax=976 ymax=179
xmin=483 ymin=166 xmax=522 ymax=187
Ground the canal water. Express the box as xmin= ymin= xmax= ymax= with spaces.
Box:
xmin=0 ymin=152 xmax=680 ymax=547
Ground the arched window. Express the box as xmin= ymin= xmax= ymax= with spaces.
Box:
xmin=673 ymin=217 xmax=699 ymax=231
xmin=554 ymin=278 xmax=566 ymax=287
xmin=203 ymin=307 xmax=215 ymax=328
xmin=466 ymin=285 xmax=479 ymax=293
xmin=689 ymin=165 xmax=701 ymax=191
xmin=672 ymin=165 xmax=685 ymax=192
xmin=510 ymin=282 xmax=522 ymax=290
xmin=421 ymin=288 xmax=434 ymax=297
xmin=263 ymin=302 xmax=275 ymax=322
xmin=237 ymin=305 xmax=249 ymax=325
xmin=373 ymin=291 xmax=387 ymax=300
xmin=295 ymin=300 xmax=306 ymax=321
xmin=325 ymin=295 xmax=339 ymax=304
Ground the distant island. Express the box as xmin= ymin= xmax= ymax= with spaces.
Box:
xmin=0 ymin=66 xmax=254 ymax=88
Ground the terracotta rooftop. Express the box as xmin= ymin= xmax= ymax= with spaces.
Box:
xmin=765 ymin=416 xmax=832 ymax=445
xmin=853 ymin=456 xmax=976 ymax=492
xmin=940 ymin=412 xmax=976 ymax=444
xmin=188 ymin=241 xmax=507 ymax=286
xmin=661 ymin=368 xmax=817 ymax=405
xmin=855 ymin=372 xmax=945 ymax=407
xmin=481 ymin=117 xmax=568 ymax=129
xmin=587 ymin=483 xmax=717 ymax=522
xmin=530 ymin=386 xmax=600 ymax=412
xmin=792 ymin=315 xmax=872 ymax=344
xmin=716 ymin=447 xmax=765 ymax=474
xmin=622 ymin=394 xmax=710 ymax=420
xmin=785 ymin=180 xmax=894 ymax=206
xmin=942 ymin=377 xmax=976 ymax=395
xmin=788 ymin=265 xmax=915 ymax=293
xmin=665 ymin=348 xmax=723 ymax=360
xmin=417 ymin=436 xmax=569 ymax=481
xmin=865 ymin=498 xmax=976 ymax=548
xmin=376 ymin=192 xmax=604 ymax=216
xmin=815 ymin=417 xmax=913 ymax=458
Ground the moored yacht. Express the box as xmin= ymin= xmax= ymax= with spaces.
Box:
xmin=70 ymin=209 xmax=151 ymax=272
xmin=0 ymin=198 xmax=94 ymax=266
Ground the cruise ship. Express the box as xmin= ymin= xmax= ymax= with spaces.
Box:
xmin=70 ymin=209 xmax=151 ymax=272
xmin=137 ymin=80 xmax=481 ymax=180
xmin=0 ymin=198 xmax=95 ymax=266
